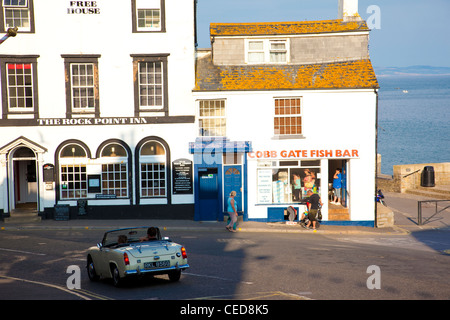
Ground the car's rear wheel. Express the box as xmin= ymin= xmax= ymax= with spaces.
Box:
xmin=168 ymin=269 xmax=181 ymax=282
xmin=87 ymin=257 xmax=99 ymax=281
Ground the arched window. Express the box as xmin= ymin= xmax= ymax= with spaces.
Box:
xmin=59 ymin=143 xmax=88 ymax=199
xmin=99 ymin=143 xmax=129 ymax=198
xmin=139 ymin=141 xmax=166 ymax=198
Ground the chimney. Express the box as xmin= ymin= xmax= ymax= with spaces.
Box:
xmin=338 ymin=0 xmax=362 ymax=21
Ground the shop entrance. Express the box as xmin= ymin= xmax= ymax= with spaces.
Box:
xmin=328 ymin=159 xmax=349 ymax=221
xmin=328 ymin=159 xmax=348 ymax=206
xmin=223 ymin=165 xmax=242 ymax=213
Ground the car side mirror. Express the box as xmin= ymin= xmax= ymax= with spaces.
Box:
xmin=97 ymin=243 xmax=103 ymax=250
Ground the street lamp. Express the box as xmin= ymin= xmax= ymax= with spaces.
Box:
xmin=0 ymin=26 xmax=18 ymax=45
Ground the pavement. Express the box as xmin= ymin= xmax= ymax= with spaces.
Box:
xmin=1 ymin=191 xmax=449 ymax=235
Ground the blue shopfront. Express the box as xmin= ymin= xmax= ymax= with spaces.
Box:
xmin=189 ymin=138 xmax=252 ymax=221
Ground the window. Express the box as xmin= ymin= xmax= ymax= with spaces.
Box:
xmin=132 ymin=0 xmax=165 ymax=33
xmin=139 ymin=61 xmax=162 ymax=108
xmin=6 ymin=63 xmax=33 ymax=111
xmin=100 ymin=143 xmax=128 ymax=198
xmin=274 ymin=97 xmax=302 ymax=136
xmin=198 ymin=99 xmax=226 ymax=137
xmin=59 ymin=144 xmax=88 ymax=199
xmin=140 ymin=141 xmax=166 ymax=198
xmin=62 ymin=55 xmax=100 ymax=117
xmin=1 ymin=0 xmax=34 ymax=33
xmin=0 ymin=56 xmax=38 ymax=119
xmin=132 ymin=55 xmax=168 ymax=115
xmin=257 ymin=160 xmax=321 ymax=204
xmin=246 ymin=39 xmax=288 ymax=64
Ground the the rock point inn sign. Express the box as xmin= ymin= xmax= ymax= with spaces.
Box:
xmin=37 ymin=117 xmax=149 ymax=126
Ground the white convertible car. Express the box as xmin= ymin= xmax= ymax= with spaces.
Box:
xmin=86 ymin=227 xmax=189 ymax=286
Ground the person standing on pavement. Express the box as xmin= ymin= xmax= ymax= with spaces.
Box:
xmin=305 ymin=190 xmax=322 ymax=230
xmin=226 ymin=191 xmax=238 ymax=232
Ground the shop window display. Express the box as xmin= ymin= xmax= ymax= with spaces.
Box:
xmin=257 ymin=160 xmax=320 ymax=204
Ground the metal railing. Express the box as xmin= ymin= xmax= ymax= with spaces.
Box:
xmin=418 ymin=200 xmax=450 ymax=225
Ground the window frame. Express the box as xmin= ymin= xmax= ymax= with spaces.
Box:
xmin=58 ymin=143 xmax=89 ymax=200
xmin=198 ymin=99 xmax=226 ymax=137
xmin=131 ymin=54 xmax=169 ymax=116
xmin=0 ymin=0 xmax=34 ymax=33
xmin=62 ymin=55 xmax=100 ymax=118
xmin=139 ymin=141 xmax=167 ymax=199
xmin=273 ymin=97 xmax=303 ymax=138
xmin=100 ymin=143 xmax=129 ymax=199
xmin=131 ymin=0 xmax=166 ymax=33
xmin=0 ymin=55 xmax=39 ymax=119
xmin=245 ymin=39 xmax=289 ymax=64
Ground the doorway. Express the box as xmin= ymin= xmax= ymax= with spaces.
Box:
xmin=12 ymin=147 xmax=38 ymax=211
xmin=328 ymin=159 xmax=348 ymax=207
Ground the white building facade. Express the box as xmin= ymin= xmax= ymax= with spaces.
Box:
xmin=0 ymin=0 xmax=197 ymax=219
xmin=192 ymin=2 xmax=379 ymax=226
xmin=0 ymin=0 xmax=379 ymax=226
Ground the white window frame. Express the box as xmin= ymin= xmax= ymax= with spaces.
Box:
xmin=138 ymin=60 xmax=164 ymax=110
xmin=70 ymin=63 xmax=95 ymax=112
xmin=3 ymin=0 xmax=30 ymax=31
xmin=6 ymin=62 xmax=34 ymax=111
xmin=100 ymin=144 xmax=129 ymax=198
xmin=136 ymin=0 xmax=161 ymax=32
xmin=273 ymin=97 xmax=303 ymax=137
xmin=139 ymin=141 xmax=167 ymax=198
xmin=198 ymin=99 xmax=226 ymax=137
xmin=245 ymin=39 xmax=289 ymax=64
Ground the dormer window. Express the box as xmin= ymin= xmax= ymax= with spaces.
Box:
xmin=246 ymin=39 xmax=288 ymax=64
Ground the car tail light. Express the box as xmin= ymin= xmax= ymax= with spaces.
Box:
xmin=123 ymin=252 xmax=130 ymax=265
xmin=181 ymin=247 xmax=187 ymax=259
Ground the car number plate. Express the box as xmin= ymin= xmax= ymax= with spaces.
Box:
xmin=144 ymin=260 xmax=170 ymax=269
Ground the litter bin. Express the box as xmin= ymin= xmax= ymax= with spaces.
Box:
xmin=421 ymin=166 xmax=435 ymax=187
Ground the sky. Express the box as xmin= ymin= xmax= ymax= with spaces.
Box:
xmin=196 ymin=0 xmax=450 ymax=68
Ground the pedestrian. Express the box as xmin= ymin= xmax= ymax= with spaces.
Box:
xmin=332 ymin=168 xmax=342 ymax=205
xmin=305 ymin=190 xmax=322 ymax=230
xmin=226 ymin=191 xmax=238 ymax=232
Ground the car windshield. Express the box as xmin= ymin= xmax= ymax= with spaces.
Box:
xmin=102 ymin=227 xmax=161 ymax=247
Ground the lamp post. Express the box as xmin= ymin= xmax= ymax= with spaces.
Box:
xmin=0 ymin=26 xmax=18 ymax=45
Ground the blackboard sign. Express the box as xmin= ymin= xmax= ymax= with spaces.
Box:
xmin=172 ymin=159 xmax=193 ymax=194
xmin=54 ymin=204 xmax=70 ymax=221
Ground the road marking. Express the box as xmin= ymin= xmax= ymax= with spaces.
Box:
xmin=183 ymin=272 xmax=253 ymax=285
xmin=0 ymin=275 xmax=91 ymax=300
xmin=0 ymin=247 xmax=46 ymax=256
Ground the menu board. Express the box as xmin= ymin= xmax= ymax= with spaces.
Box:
xmin=172 ymin=159 xmax=193 ymax=194
xmin=257 ymin=169 xmax=272 ymax=203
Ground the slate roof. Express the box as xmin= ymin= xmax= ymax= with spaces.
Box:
xmin=194 ymin=54 xmax=379 ymax=91
xmin=210 ymin=19 xmax=369 ymax=37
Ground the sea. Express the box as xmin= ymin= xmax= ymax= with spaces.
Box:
xmin=377 ymin=74 xmax=450 ymax=175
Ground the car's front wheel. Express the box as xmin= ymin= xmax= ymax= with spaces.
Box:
xmin=87 ymin=257 xmax=99 ymax=281
xmin=111 ymin=265 xmax=123 ymax=287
